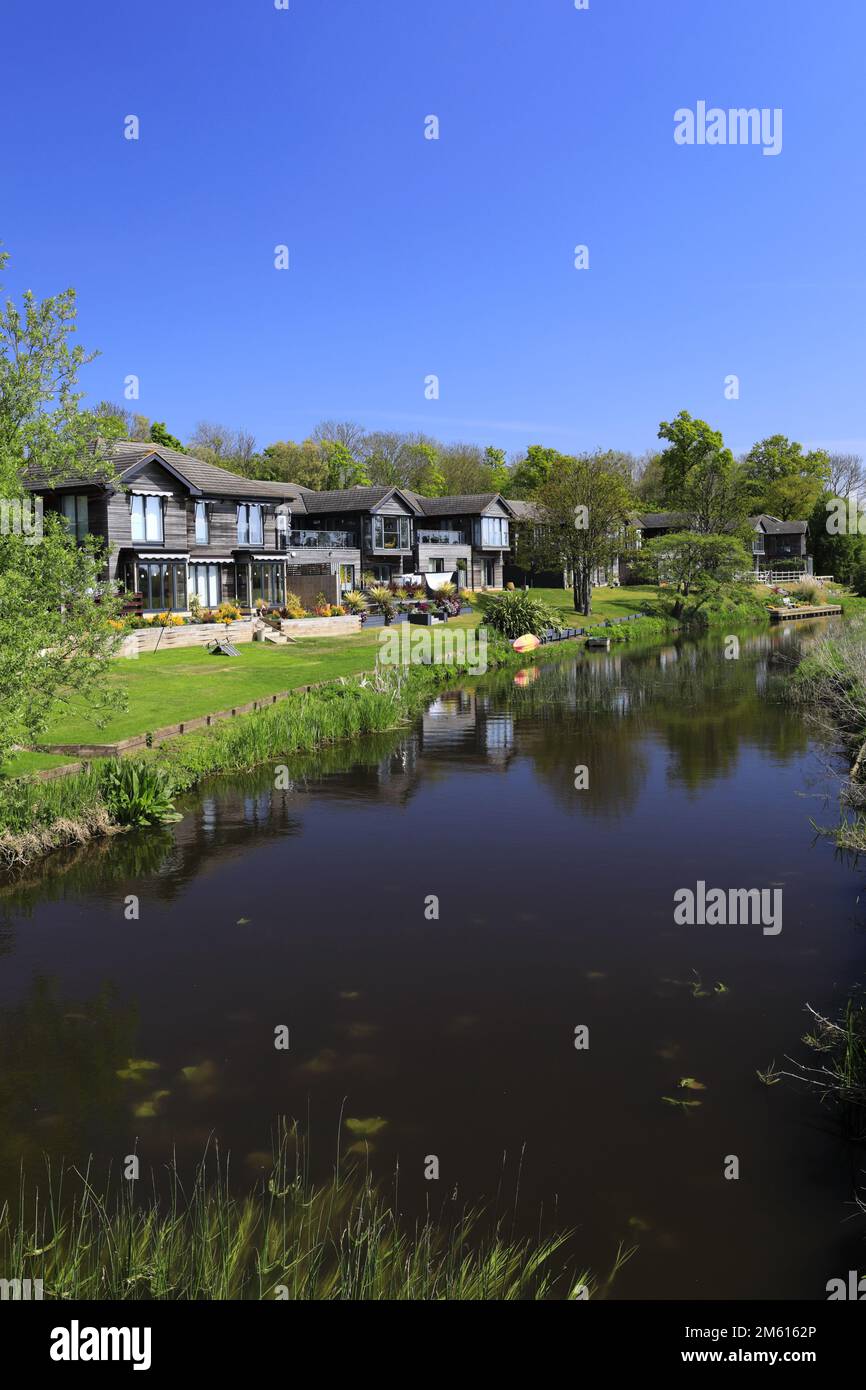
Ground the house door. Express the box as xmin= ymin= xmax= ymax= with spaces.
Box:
xmin=484 ymin=559 xmax=496 ymax=586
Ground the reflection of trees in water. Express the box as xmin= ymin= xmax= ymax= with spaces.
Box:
xmin=1 ymin=631 xmax=818 ymax=903
xmin=0 ymin=976 xmax=137 ymax=1198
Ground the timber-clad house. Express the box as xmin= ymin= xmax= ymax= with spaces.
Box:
xmin=27 ymin=442 xmax=517 ymax=615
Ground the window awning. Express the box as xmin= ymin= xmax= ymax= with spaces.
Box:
xmin=129 ymin=488 xmax=174 ymax=497
xmin=190 ymin=556 xmax=234 ymax=563
xmin=252 ymin=554 xmax=285 ymax=561
xmin=136 ymin=552 xmax=189 ymax=560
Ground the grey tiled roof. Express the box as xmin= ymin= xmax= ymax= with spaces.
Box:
xmin=504 ymin=498 xmax=540 ymax=520
xmin=407 ymin=492 xmax=513 ymax=517
xmin=633 ymin=511 xmax=692 ymax=529
xmin=749 ymin=513 xmax=808 ymax=535
xmin=296 ymin=485 xmax=423 ymax=515
xmin=109 ymin=443 xmax=306 ymax=505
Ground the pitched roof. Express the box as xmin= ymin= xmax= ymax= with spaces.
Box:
xmin=406 ymin=492 xmax=515 ymax=517
xmin=26 ymin=441 xmax=308 ymax=508
xmin=633 ymin=511 xmax=692 ymax=530
xmin=504 ymin=498 xmax=540 ymax=520
xmin=749 ymin=513 xmax=808 ymax=535
xmin=296 ymin=485 xmax=423 ymax=515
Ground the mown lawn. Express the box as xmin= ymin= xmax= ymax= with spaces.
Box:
xmin=20 ymin=616 xmax=481 ymax=752
xmin=529 ymin=584 xmax=660 ymax=622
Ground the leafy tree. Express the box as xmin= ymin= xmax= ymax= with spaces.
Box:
xmin=536 ymin=452 xmax=633 ymax=615
xmin=633 ymin=451 xmax=666 ymax=506
xmin=636 ymin=531 xmax=751 ymax=618
xmin=149 ymin=421 xmax=187 ymax=453
xmin=680 ymin=447 xmax=749 ymax=535
xmin=0 ymin=250 xmax=124 ymax=764
xmin=322 ymin=439 xmax=371 ymax=489
xmin=741 ymin=434 xmax=829 ymax=520
xmin=484 ymin=446 xmax=511 ymax=494
xmin=657 ymin=411 xmax=731 ymax=507
xmin=508 ymin=445 xmax=562 ymax=500
xmin=258 ymin=439 xmax=328 ymax=489
xmin=808 ymin=491 xmax=866 ymax=584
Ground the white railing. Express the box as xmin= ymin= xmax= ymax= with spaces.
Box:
xmin=743 ymin=569 xmax=833 ymax=585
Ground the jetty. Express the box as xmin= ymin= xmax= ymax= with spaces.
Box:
xmin=768 ymin=604 xmax=842 ymax=622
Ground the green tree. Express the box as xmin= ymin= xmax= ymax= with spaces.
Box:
xmin=0 ymin=250 xmax=124 ymax=765
xmin=742 ymin=435 xmax=830 ymax=520
xmin=149 ymin=421 xmax=187 ymax=453
xmin=508 ymin=445 xmax=562 ymax=500
xmin=536 ymin=452 xmax=633 ymax=615
xmin=322 ymin=439 xmax=371 ymax=489
xmin=680 ymin=448 xmax=749 ymax=534
xmin=657 ymin=411 xmax=730 ymax=508
xmin=484 ymin=446 xmax=511 ymax=494
xmin=636 ymin=531 xmax=751 ymax=618
xmin=259 ymin=439 xmax=328 ymax=489
xmin=808 ymin=492 xmax=866 ymax=583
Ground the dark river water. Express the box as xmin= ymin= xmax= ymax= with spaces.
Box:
xmin=2 ymin=623 xmax=864 ymax=1300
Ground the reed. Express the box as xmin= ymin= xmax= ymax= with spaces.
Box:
xmin=0 ymin=1125 xmax=601 ymax=1301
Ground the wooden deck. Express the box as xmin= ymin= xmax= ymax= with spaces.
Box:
xmin=768 ymin=604 xmax=842 ymax=621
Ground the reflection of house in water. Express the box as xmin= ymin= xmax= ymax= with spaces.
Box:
xmin=420 ymin=692 xmax=515 ymax=768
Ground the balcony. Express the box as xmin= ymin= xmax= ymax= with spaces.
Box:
xmin=282 ymin=530 xmax=357 ymax=549
xmin=417 ymin=530 xmax=467 ymax=545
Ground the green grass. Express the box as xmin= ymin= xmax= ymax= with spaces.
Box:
xmin=526 ymin=584 xmax=659 ymax=623
xmin=0 ymin=751 xmax=78 ymax=778
xmin=30 ymin=619 xmax=478 ymax=750
xmin=0 ymin=1125 xmax=607 ymax=1300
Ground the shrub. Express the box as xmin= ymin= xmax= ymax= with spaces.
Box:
xmin=341 ymin=590 xmax=367 ymax=615
xmin=369 ymin=584 xmax=398 ymax=620
xmin=791 ymin=581 xmax=822 ymax=605
xmin=478 ymin=589 xmax=561 ymax=639
xmin=281 ymin=591 xmax=306 ymax=620
xmin=143 ymin=612 xmax=185 ymax=628
xmin=331 ymin=605 xmax=346 ymax=616
xmin=100 ymin=761 xmax=182 ymax=826
xmin=214 ymin=602 xmax=242 ymax=623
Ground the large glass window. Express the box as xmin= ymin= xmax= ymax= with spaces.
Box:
xmin=237 ymin=503 xmax=263 ymax=546
xmin=60 ymin=493 xmax=90 ymax=542
xmin=475 ymin=516 xmax=509 ymax=548
xmin=136 ymin=561 xmax=187 ymax=611
xmin=339 ymin=563 xmax=356 ymax=593
xmin=251 ymin=561 xmax=285 ymax=606
xmin=130 ymin=494 xmax=164 ymax=544
xmin=191 ymin=562 xmax=221 ymax=608
xmin=372 ymin=515 xmax=411 ymax=549
xmin=195 ymin=501 xmax=209 ymax=544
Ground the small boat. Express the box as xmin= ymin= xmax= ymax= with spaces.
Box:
xmin=586 ymin=637 xmax=611 ymax=650
xmin=512 ymin=633 xmax=541 ymax=653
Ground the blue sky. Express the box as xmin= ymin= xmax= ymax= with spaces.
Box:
xmin=3 ymin=0 xmax=863 ymax=459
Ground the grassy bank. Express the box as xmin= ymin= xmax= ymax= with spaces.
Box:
xmin=0 ymin=635 xmax=540 ymax=866
xmin=0 ymin=1130 xmax=602 ymax=1300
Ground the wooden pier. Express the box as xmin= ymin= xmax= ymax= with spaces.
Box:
xmin=768 ymin=604 xmax=842 ymax=622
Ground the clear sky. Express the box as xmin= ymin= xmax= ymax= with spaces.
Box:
xmin=3 ymin=0 xmax=863 ymax=459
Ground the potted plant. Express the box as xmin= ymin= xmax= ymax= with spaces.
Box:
xmin=369 ymin=584 xmax=398 ymax=625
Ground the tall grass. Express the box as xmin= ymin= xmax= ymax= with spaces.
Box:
xmin=0 ymin=1125 xmax=609 ymax=1300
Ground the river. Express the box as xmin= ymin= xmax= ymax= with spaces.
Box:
xmin=1 ymin=622 xmax=862 ymax=1299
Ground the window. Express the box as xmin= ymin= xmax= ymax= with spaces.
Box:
xmin=136 ymin=561 xmax=187 ymax=611
xmin=251 ymin=561 xmax=285 ymax=606
xmin=372 ymin=515 xmax=411 ymax=549
xmin=475 ymin=516 xmax=509 ymax=548
xmin=339 ymin=563 xmax=356 ymax=593
xmin=752 ymin=535 xmax=765 ymax=555
xmin=130 ymin=494 xmax=164 ymax=544
xmin=195 ymin=501 xmax=209 ymax=545
xmin=484 ymin=559 xmax=496 ymax=586
xmin=60 ymin=493 xmax=90 ymax=542
xmin=431 ymin=557 xmax=445 ymax=573
xmin=237 ymin=503 xmax=263 ymax=546
xmin=276 ymin=512 xmax=288 ymax=550
xmin=191 ymin=563 xmax=221 ymax=608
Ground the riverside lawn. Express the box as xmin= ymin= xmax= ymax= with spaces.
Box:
xmin=4 ymin=590 xmax=659 ymax=774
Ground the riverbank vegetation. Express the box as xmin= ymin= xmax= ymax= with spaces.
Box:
xmin=0 ymin=1129 xmax=606 ymax=1300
